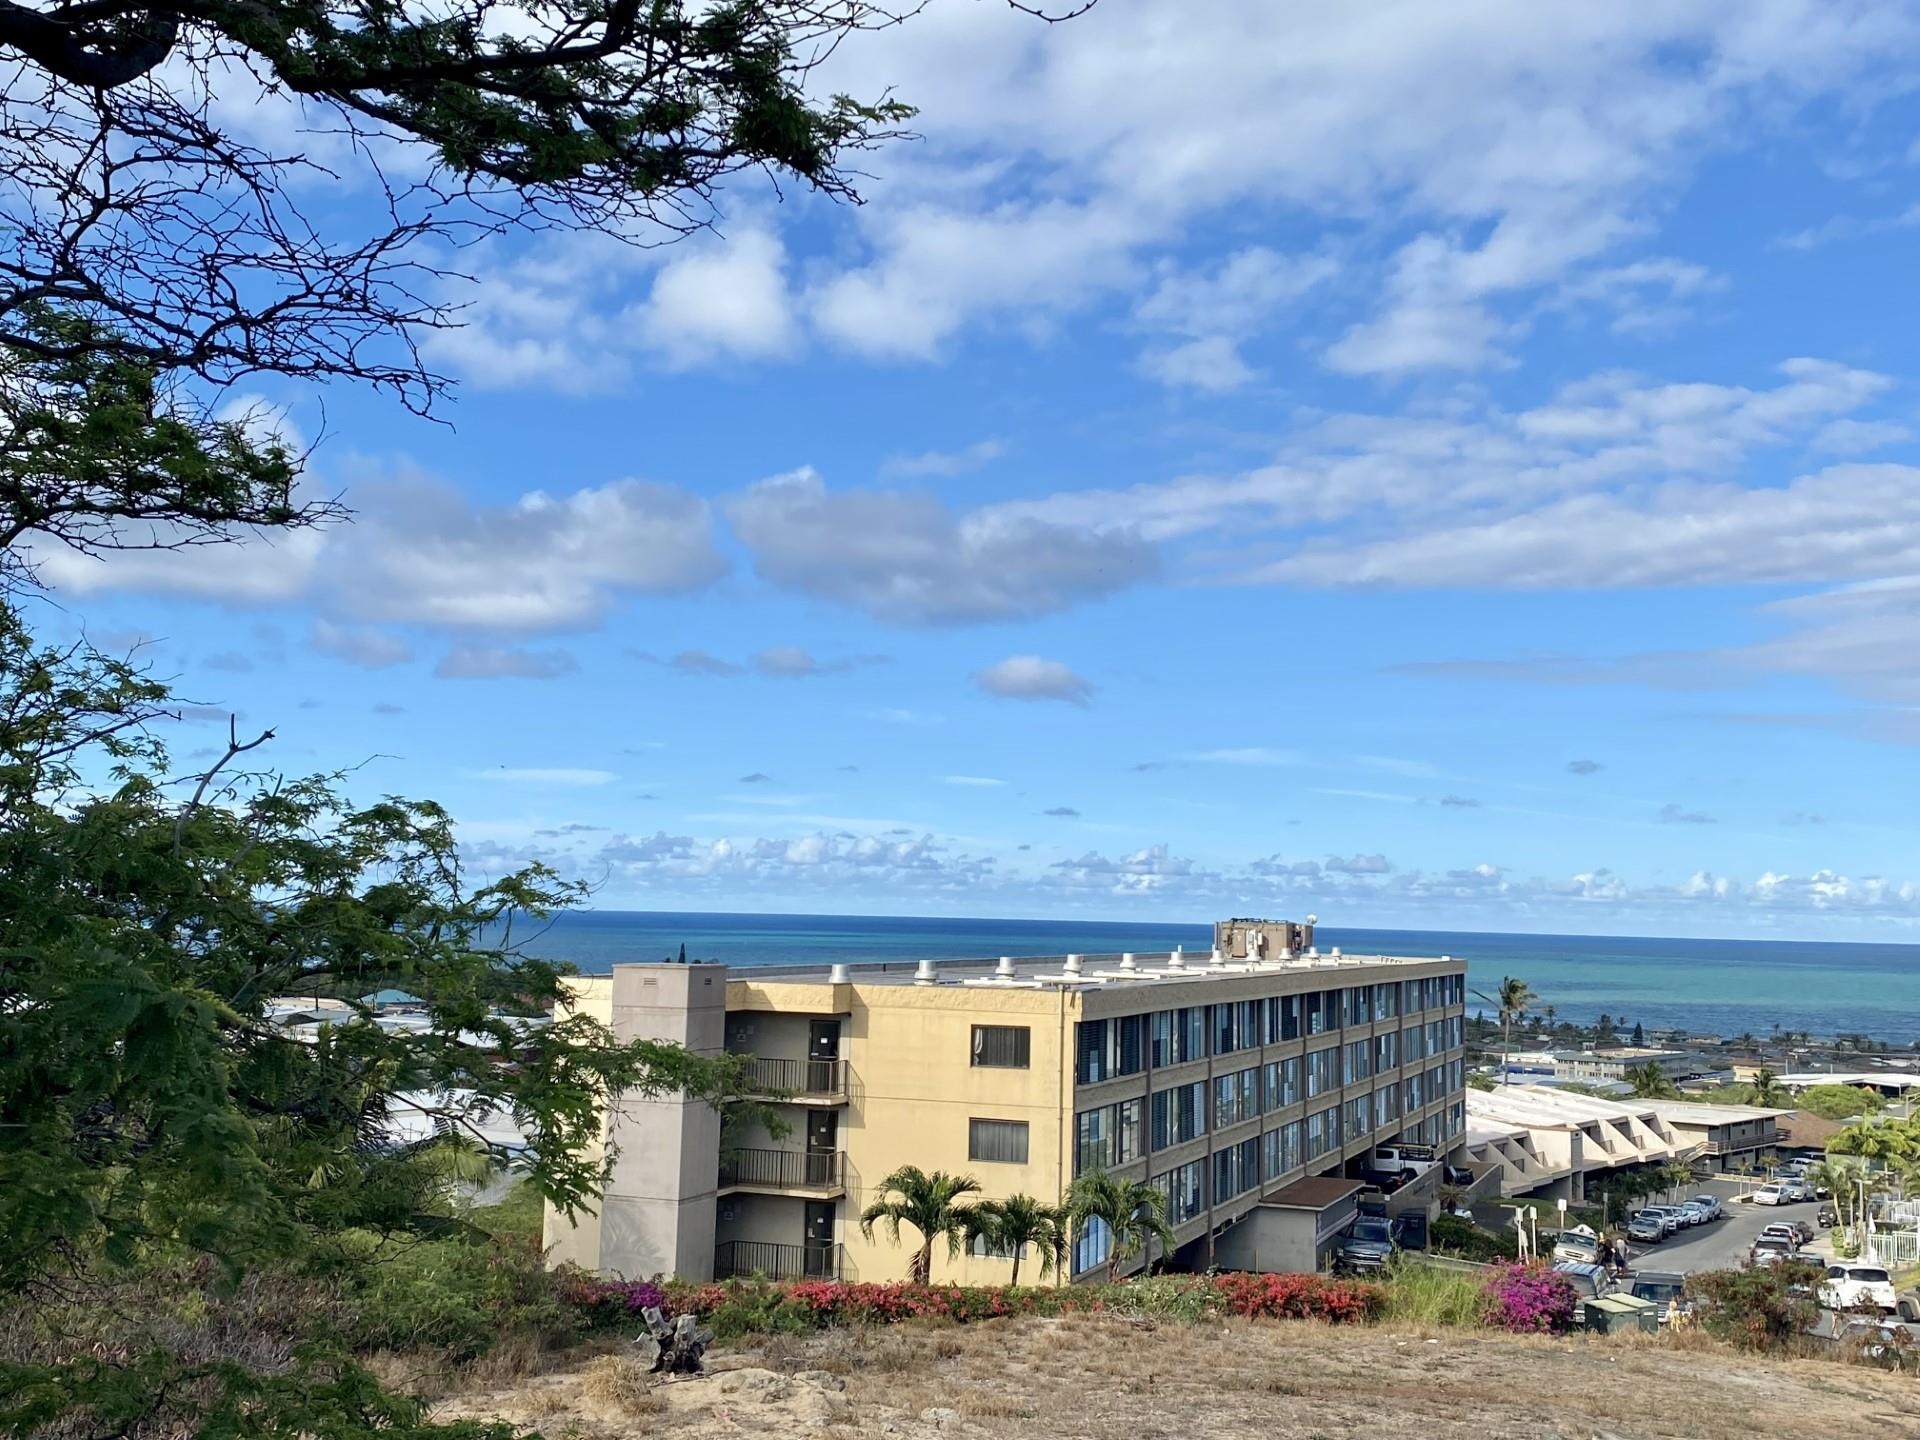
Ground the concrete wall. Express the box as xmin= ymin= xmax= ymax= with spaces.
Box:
xmin=542 ymin=977 xmax=613 ymax=1270
xmin=715 ymin=1191 xmax=809 ymax=1248
xmin=544 ymin=966 xmax=726 ymax=1281
xmin=1213 ymin=1196 xmax=1356 ymax=1274
xmin=840 ymin=981 xmax=1074 ymax=1285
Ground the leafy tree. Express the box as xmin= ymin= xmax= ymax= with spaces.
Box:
xmin=858 ymin=1166 xmax=982 ymax=1285
xmin=1687 ymin=1261 xmax=1823 ymax=1351
xmin=0 ymin=599 xmax=755 ymax=1432
xmin=1630 ymin=1021 xmax=1645 ymax=1046
xmin=1796 ymin=1083 xmax=1883 ymax=1122
xmin=1748 ymin=1068 xmax=1788 ymax=1107
xmin=1485 ymin=976 xmax=1535 ymax=1084
xmin=964 ymin=1193 xmax=1068 ymax=1287
xmin=1466 ymin=1070 xmax=1496 ymax=1092
xmin=1593 ymin=1012 xmax=1618 ymax=1046
xmin=1065 ymin=1170 xmax=1175 ymax=1284
xmin=1625 ymin=1062 xmax=1681 ymax=1100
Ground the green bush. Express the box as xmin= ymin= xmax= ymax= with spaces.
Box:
xmin=1797 ymin=1085 xmax=1883 ymax=1122
xmin=1430 ymin=1214 xmax=1519 ymax=1262
xmin=348 ymin=1232 xmax=574 ymax=1361
xmin=1686 ymin=1262 xmax=1823 ymax=1351
xmin=1378 ymin=1260 xmax=1489 ymax=1327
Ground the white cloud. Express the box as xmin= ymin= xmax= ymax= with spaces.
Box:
xmin=28 ymin=464 xmax=728 ymax=634
xmin=1185 ymin=747 xmax=1301 ymax=767
xmin=882 ymin=440 xmax=1008 ymax=477
xmin=473 ymin=767 xmax=618 ymax=786
xmin=726 ymin=468 xmax=1150 ymax=624
xmin=635 ymin=229 xmax=798 ymax=368
xmin=943 ymin=775 xmax=1006 ymax=788
xmin=434 ymin=645 xmax=579 ymax=680
xmin=1138 ymin=338 xmax=1258 ymax=394
xmin=1811 ymin=418 xmax=1913 ymax=454
xmin=310 ymin=620 xmax=413 ymax=670
xmin=975 ymin=654 xmax=1093 ymax=706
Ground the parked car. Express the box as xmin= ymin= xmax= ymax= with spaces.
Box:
xmin=1553 ymin=1261 xmax=1617 ymax=1322
xmin=1689 ymin=1194 xmax=1724 ymax=1222
xmin=1783 ymin=1180 xmax=1817 ymax=1203
xmin=1551 ymin=1228 xmax=1604 ymax=1266
xmin=1442 ymin=1163 xmax=1475 ymax=1187
xmin=1832 ymin=1318 xmax=1919 ymax=1373
xmin=1635 ymin=1207 xmax=1681 ymax=1236
xmin=1626 ymin=1269 xmax=1690 ymax=1323
xmin=1817 ymin=1204 xmax=1838 ymax=1228
xmin=1759 ymin=1223 xmax=1803 ymax=1251
xmin=1897 ymin=1283 xmax=1920 ymax=1324
xmin=1335 ymin=1215 xmax=1398 ymax=1273
xmin=1627 ymin=1212 xmax=1666 ymax=1244
xmin=1820 ymin=1263 xmax=1898 ymax=1314
xmin=1677 ymin=1200 xmax=1712 ymax=1226
xmin=1752 ymin=1183 xmax=1787 ymax=1206
xmin=1750 ymin=1237 xmax=1796 ymax=1267
xmin=1786 ymin=1218 xmax=1818 ymax=1244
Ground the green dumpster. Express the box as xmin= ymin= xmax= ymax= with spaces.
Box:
xmin=1583 ymin=1293 xmax=1659 ymax=1335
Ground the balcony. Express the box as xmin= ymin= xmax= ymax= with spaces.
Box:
xmin=719 ymin=1147 xmax=845 ymax=1195
xmin=713 ymin=1239 xmax=844 ymax=1281
xmin=741 ymin=1056 xmax=848 ymax=1102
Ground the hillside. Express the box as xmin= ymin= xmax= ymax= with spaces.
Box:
xmin=428 ymin=1314 xmax=1916 ymax=1440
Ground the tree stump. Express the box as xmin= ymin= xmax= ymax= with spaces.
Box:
xmin=642 ymin=1306 xmax=713 ymax=1375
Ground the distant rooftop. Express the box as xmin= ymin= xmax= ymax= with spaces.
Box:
xmin=728 ymin=946 xmax=1462 ymax=991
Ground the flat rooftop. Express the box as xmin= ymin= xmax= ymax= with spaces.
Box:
xmin=727 ymin=947 xmax=1462 ymax=991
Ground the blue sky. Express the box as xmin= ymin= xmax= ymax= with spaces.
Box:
xmin=28 ymin=2 xmax=1920 ymax=936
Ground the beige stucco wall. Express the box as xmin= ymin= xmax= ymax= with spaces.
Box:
xmin=836 ymin=981 xmax=1076 ymax=1285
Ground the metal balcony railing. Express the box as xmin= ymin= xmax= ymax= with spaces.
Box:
xmin=719 ymin=1147 xmax=844 ymax=1192
xmin=742 ymin=1056 xmax=847 ymax=1100
xmin=713 ymin=1240 xmax=844 ymax=1281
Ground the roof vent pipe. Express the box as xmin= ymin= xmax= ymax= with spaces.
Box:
xmin=914 ymin=958 xmax=937 ymax=984
xmin=1331 ymin=946 xmax=1342 ymax=958
xmin=1064 ymin=954 xmax=1083 ymax=975
xmin=1308 ymin=946 xmax=1320 ymax=958
xmin=1168 ymin=948 xmax=1186 ymax=970
xmin=1120 ymin=952 xmax=1137 ymax=971
xmin=996 ymin=956 xmax=1016 ymax=977
xmin=1278 ymin=947 xmax=1294 ymax=961
xmin=1209 ymin=948 xmax=1226 ymax=967
xmin=829 ymin=963 xmax=850 ymax=984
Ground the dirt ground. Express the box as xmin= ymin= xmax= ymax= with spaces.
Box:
xmin=429 ymin=1316 xmax=1920 ymax=1440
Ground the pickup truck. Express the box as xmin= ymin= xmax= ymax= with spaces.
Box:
xmin=1335 ymin=1215 xmax=1398 ymax=1273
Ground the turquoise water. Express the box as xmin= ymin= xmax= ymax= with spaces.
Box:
xmin=506 ymin=911 xmax=1920 ymax=1045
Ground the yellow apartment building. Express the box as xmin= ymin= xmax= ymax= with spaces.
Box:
xmin=544 ymin=918 xmax=1468 ymax=1285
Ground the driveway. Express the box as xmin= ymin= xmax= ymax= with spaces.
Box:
xmin=1621 ymin=1181 xmax=1791 ymax=1275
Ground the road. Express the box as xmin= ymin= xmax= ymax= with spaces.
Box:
xmin=1620 ymin=1179 xmax=1787 ymax=1274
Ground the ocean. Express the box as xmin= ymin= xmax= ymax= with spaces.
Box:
xmin=506 ymin=910 xmax=1920 ymax=1046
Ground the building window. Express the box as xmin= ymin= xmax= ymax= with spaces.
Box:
xmin=1117 ymin=1097 xmax=1143 ymax=1164
xmin=969 ymin=1118 xmax=1030 ymax=1165
xmin=1375 ymin=985 xmax=1398 ymax=1021
xmin=1075 ymin=1107 xmax=1113 ymax=1174
xmin=975 ymin=1025 xmax=1032 ymax=1070
xmin=1305 ymin=1045 xmax=1337 ymax=1098
xmin=1151 ymin=1081 xmax=1206 ymax=1149
xmin=1374 ymin=1030 xmax=1398 ymax=1072
xmin=1152 ymin=1160 xmax=1207 ymax=1225
xmin=1279 ymin=994 xmax=1301 ymax=1042
xmin=1213 ymin=1136 xmax=1259 ymax=1203
xmin=1073 ymin=1214 xmax=1112 ymax=1275
xmin=1117 ymin=1014 xmax=1146 ymax=1075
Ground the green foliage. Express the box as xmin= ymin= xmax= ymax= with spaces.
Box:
xmin=346 ymin=1233 xmax=575 ymax=1362
xmin=1687 ymin=1262 xmax=1824 ymax=1351
xmin=1466 ymin=1070 xmax=1496 ymax=1091
xmin=857 ymin=1166 xmax=983 ymax=1285
xmin=964 ymin=1193 xmax=1069 ymax=1287
xmin=1377 ymin=1258 xmax=1490 ymax=1326
xmin=1798 ymin=1084 xmax=1885 ymax=1122
xmin=1625 ymin=1063 xmax=1681 ymax=1099
xmin=1065 ymin=1170 xmax=1176 ymax=1283
xmin=0 ymin=597 xmax=749 ymax=1434
xmin=1429 ymin=1214 xmax=1519 ymax=1262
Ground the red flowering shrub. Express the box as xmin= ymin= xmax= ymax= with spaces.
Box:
xmin=1480 ymin=1261 xmax=1577 ymax=1334
xmin=1212 ymin=1271 xmax=1385 ymax=1322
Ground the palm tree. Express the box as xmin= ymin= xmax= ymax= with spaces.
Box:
xmin=965 ymin=1193 xmax=1068 ymax=1287
xmin=1065 ymin=1170 xmax=1176 ymax=1284
xmin=1734 ymin=1031 xmax=1759 ymax=1055
xmin=1625 ymin=1062 xmax=1680 ymax=1100
xmin=1748 ymin=1068 xmax=1788 ymax=1107
xmin=1478 ymin=976 xmax=1536 ymax=1085
xmin=858 ymin=1166 xmax=982 ymax=1284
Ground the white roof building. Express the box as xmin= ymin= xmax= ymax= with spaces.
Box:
xmin=1464 ymin=1085 xmax=1694 ymax=1200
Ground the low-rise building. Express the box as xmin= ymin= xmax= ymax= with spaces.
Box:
xmin=1638 ymin=1100 xmax=1788 ymax=1172
xmin=1551 ymin=1048 xmax=1711 ymax=1084
xmin=1464 ymin=1085 xmax=1690 ymax=1201
xmin=543 ymin=918 xmax=1468 ymax=1286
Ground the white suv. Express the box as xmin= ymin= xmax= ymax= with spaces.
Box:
xmin=1820 ymin=1264 xmax=1897 ymax=1314
xmin=1752 ymin=1183 xmax=1786 ymax=1206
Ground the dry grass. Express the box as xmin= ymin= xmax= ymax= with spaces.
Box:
xmin=579 ymin=1355 xmax=666 ymax=1415
xmin=428 ymin=1315 xmax=1920 ymax=1440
